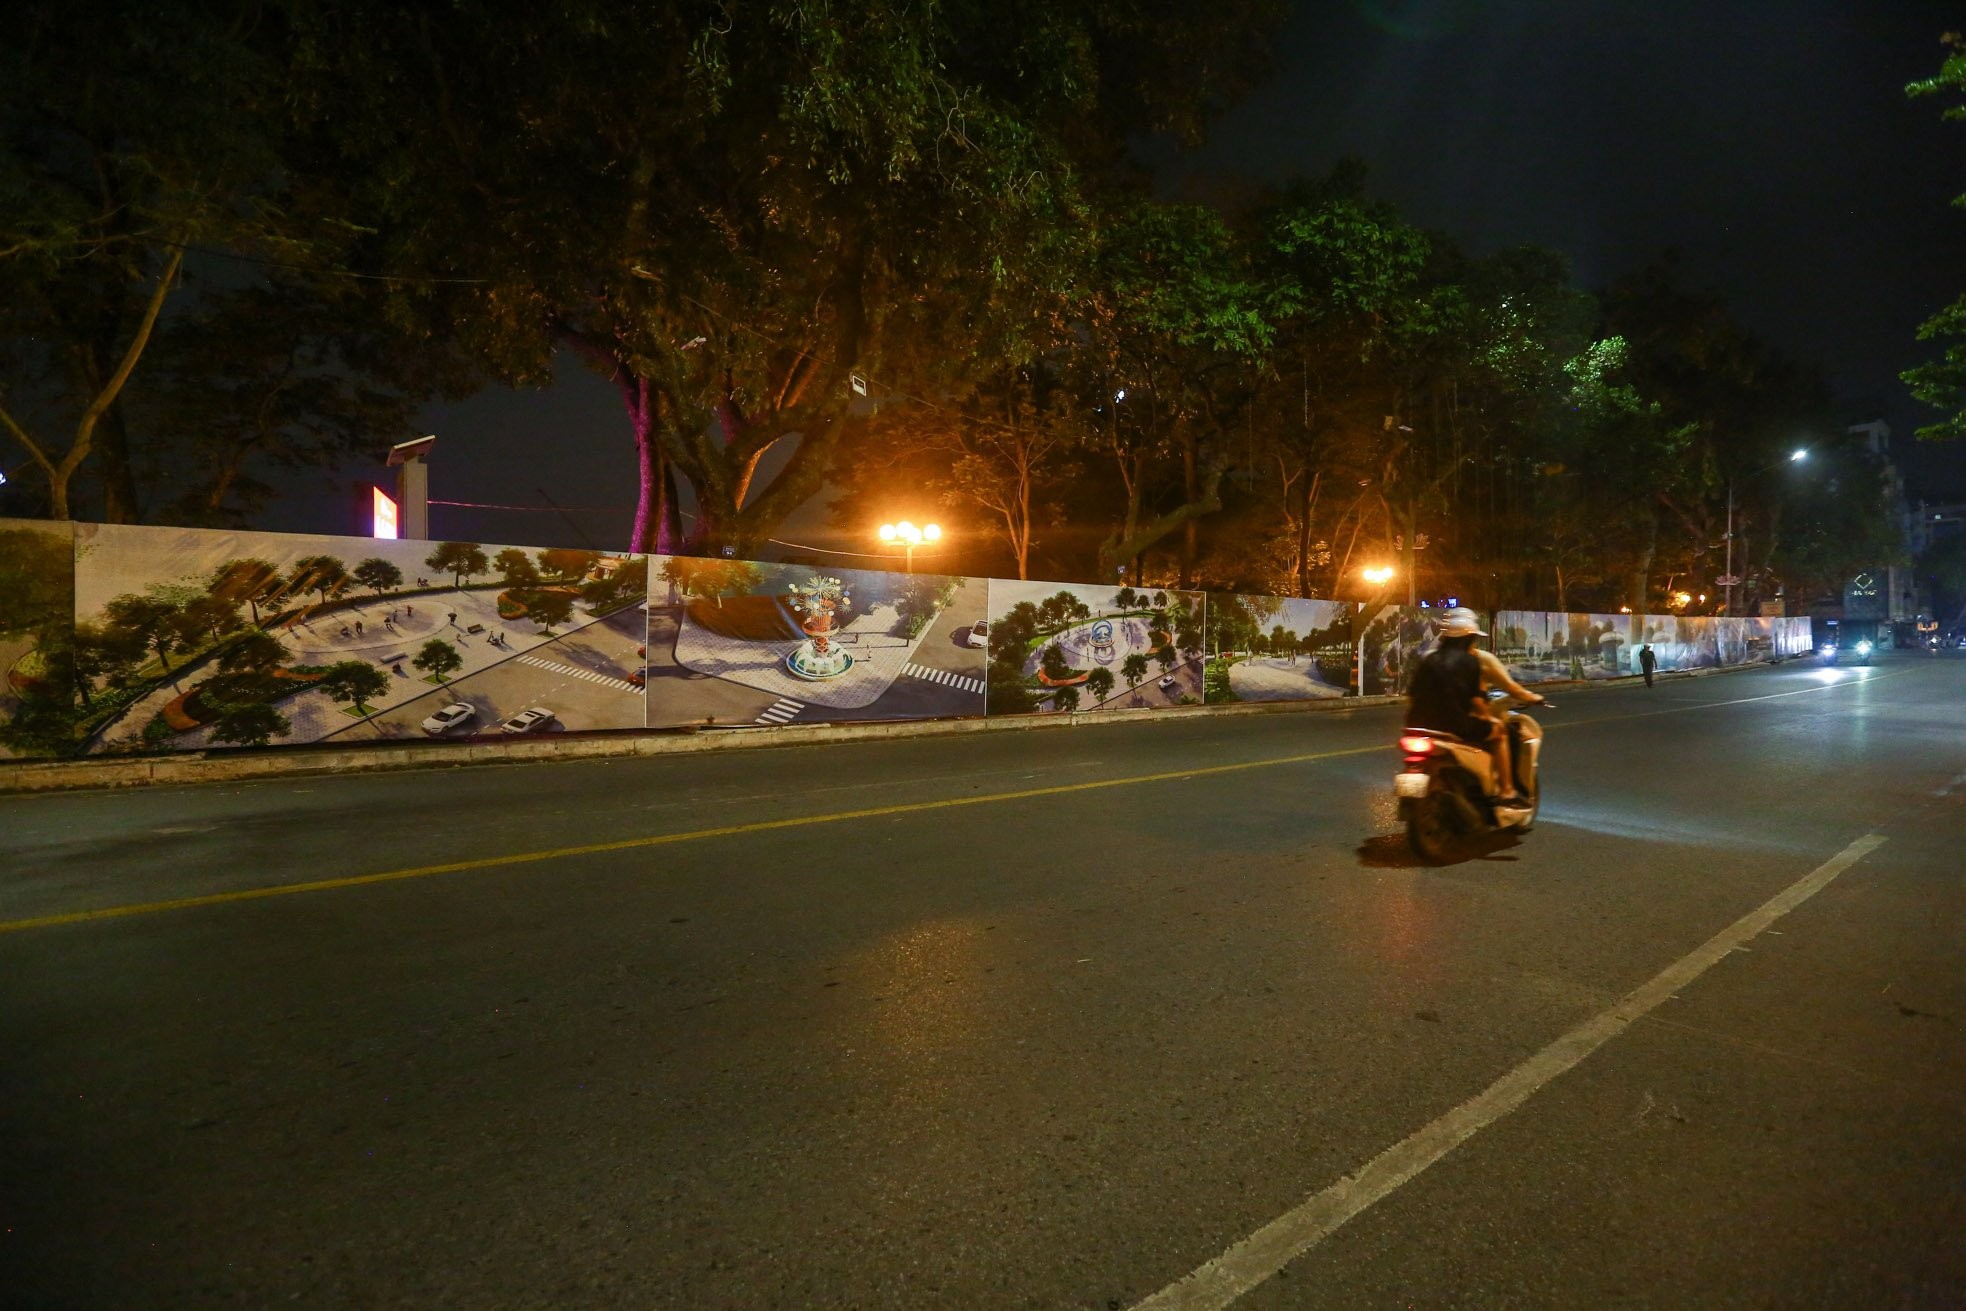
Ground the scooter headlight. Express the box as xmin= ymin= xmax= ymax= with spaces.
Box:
xmin=1856 ymin=640 xmax=1872 ymax=655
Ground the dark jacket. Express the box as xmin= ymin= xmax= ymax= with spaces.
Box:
xmin=1405 ymin=643 xmax=1485 ymax=741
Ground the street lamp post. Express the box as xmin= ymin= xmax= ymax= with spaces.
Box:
xmin=1357 ymin=565 xmax=1397 ymax=697
xmin=877 ymin=520 xmax=941 ymax=573
xmin=1723 ymin=448 xmax=1807 ymax=616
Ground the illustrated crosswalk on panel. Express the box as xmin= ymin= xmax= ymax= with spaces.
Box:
xmin=515 ymin=653 xmax=644 ymax=694
xmin=754 ymin=697 xmax=805 ymax=725
xmin=901 ymin=663 xmax=985 ymax=695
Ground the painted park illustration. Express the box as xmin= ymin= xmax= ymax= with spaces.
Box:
xmin=0 ymin=519 xmax=79 ymax=759
xmin=59 ymin=523 xmax=646 ymax=755
xmin=1 ymin=513 xmax=1822 ymax=761
xmin=984 ymin=581 xmax=1204 ymax=715
xmin=642 ymin=557 xmax=986 ymax=728
xmin=1203 ymin=594 xmax=1355 ymax=703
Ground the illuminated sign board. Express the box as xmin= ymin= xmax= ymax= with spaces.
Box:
xmin=372 ymin=486 xmax=399 ymax=539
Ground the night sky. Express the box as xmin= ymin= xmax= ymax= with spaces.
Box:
xmin=323 ymin=0 xmax=1966 ymax=550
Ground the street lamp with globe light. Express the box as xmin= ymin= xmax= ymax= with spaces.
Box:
xmin=877 ymin=520 xmax=941 ymax=573
xmin=1356 ymin=564 xmax=1397 ymax=695
xmin=1722 ymin=447 xmax=1811 ymax=615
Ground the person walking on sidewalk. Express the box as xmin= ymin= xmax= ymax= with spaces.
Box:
xmin=1639 ymin=643 xmax=1657 ymax=687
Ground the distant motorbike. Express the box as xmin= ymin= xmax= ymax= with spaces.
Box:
xmin=1394 ymin=696 xmax=1550 ymax=864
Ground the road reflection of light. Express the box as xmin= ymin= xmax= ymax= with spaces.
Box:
xmin=1366 ymin=879 xmax=1436 ymax=964
xmin=1540 ymin=802 xmax=1802 ymax=853
xmin=1810 ymin=667 xmax=1847 ymax=684
xmin=844 ymin=918 xmax=993 ymax=1070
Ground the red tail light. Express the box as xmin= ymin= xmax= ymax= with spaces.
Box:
xmin=1398 ymin=735 xmax=1434 ymax=756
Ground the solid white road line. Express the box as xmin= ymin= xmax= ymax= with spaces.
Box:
xmin=1131 ymin=831 xmax=1891 ymax=1311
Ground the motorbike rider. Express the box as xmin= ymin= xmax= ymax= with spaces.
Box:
xmin=1404 ymin=608 xmax=1546 ymax=805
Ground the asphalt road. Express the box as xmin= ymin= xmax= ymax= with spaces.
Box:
xmin=3 ymin=653 xmax=1962 ymax=1309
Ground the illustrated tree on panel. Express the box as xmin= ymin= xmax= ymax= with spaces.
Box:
xmin=210 ymin=701 xmax=291 ymax=748
xmin=426 ymin=543 xmax=489 ymax=589
xmin=318 ymin=660 xmax=391 ymax=715
xmin=661 ymin=558 xmax=764 ymax=609
xmin=1084 ymin=667 xmax=1115 ymax=703
xmin=413 ymin=639 xmax=463 ymax=683
xmin=209 ymin=559 xmax=287 ymax=625
xmin=291 ymin=555 xmax=349 ymax=607
xmin=102 ymin=594 xmax=195 ymax=680
xmin=493 ymin=548 xmax=541 ymax=590
xmin=217 ymin=631 xmax=290 ymax=676
xmin=537 ymin=549 xmax=601 ymax=583
xmin=353 ymin=558 xmax=404 ymax=596
xmin=522 ymin=589 xmax=576 ymax=636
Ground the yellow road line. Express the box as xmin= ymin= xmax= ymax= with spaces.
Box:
xmin=0 ymin=664 xmax=1908 ymax=936
xmin=0 ymin=741 xmax=1383 ymax=934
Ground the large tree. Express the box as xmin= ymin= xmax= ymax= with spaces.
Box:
xmin=0 ymin=2 xmax=435 ymax=523
xmin=1904 ymin=32 xmax=1966 ymax=441
xmin=286 ymin=0 xmax=1283 ymax=557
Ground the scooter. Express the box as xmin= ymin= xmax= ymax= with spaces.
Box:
xmin=1394 ymin=696 xmax=1549 ymax=864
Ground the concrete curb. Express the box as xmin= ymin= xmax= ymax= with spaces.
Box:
xmin=0 ymin=657 xmax=1783 ymax=796
xmin=0 ymin=693 xmax=1403 ymax=795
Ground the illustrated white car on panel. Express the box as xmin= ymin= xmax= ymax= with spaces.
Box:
xmin=964 ymin=620 xmax=989 ymax=648
xmin=1157 ymin=674 xmax=1178 ymax=692
xmin=499 ymin=707 xmax=555 ymax=734
xmin=420 ymin=703 xmax=475 ymax=736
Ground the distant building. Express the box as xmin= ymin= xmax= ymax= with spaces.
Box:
xmin=1843 ymin=421 xmax=1920 ymax=626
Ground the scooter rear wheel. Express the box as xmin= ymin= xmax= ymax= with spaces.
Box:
xmin=1406 ymin=790 xmax=1457 ymax=865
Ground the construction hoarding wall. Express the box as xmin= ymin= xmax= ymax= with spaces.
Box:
xmin=1494 ymin=611 xmax=1817 ymax=682
xmin=985 ymin=579 xmax=1204 ymax=715
xmin=55 ymin=523 xmax=646 ymax=757
xmin=645 ymin=557 xmax=984 ymax=729
xmin=0 ymin=517 xmax=1812 ymax=758
xmin=1204 ymin=595 xmax=1352 ymax=703
xmin=0 ymin=519 xmax=77 ymax=760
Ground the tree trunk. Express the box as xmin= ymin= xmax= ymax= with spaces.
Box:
xmin=93 ymin=397 xmax=143 ymax=524
xmin=5 ymin=245 xmax=182 ymax=520
xmin=1295 ymin=469 xmax=1321 ymax=599
xmin=1627 ymin=510 xmax=1658 ymax=614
